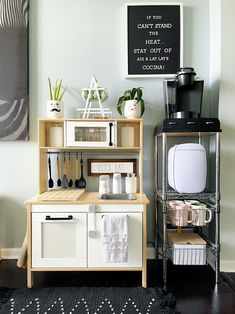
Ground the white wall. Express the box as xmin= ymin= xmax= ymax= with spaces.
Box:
xmin=1 ymin=0 xmax=222 ymax=258
xmin=219 ymin=0 xmax=235 ymax=271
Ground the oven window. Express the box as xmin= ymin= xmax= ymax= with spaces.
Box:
xmin=74 ymin=127 xmax=106 ymax=142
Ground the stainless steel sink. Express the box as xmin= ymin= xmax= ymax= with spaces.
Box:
xmin=98 ymin=193 xmax=137 ymax=200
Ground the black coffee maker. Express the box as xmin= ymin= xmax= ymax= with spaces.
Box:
xmin=163 ymin=67 xmax=204 ymax=118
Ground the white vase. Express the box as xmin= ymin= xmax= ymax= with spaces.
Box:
xmin=47 ymin=100 xmax=64 ymax=119
xmin=123 ymin=100 xmax=141 ymax=119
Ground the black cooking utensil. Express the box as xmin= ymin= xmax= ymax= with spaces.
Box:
xmin=78 ymin=152 xmax=86 ymax=188
xmin=48 ymin=154 xmax=54 ymax=188
xmin=62 ymin=153 xmax=69 ymax=189
xmin=75 ymin=153 xmax=79 ymax=188
xmin=68 ymin=152 xmax=73 ymax=188
xmin=57 ymin=154 xmax=62 ymax=187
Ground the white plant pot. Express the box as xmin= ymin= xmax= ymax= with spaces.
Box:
xmin=47 ymin=100 xmax=64 ymax=119
xmin=123 ymin=100 xmax=141 ymax=119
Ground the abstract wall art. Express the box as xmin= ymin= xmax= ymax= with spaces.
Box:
xmin=0 ymin=0 xmax=29 ymax=140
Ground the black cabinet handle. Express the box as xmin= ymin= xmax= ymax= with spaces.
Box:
xmin=109 ymin=122 xmax=113 ymax=146
xmin=45 ymin=215 xmax=73 ymax=221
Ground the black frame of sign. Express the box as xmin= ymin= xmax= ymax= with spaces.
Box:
xmin=126 ymin=3 xmax=183 ymax=78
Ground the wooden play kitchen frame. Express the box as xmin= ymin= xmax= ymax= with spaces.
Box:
xmin=25 ymin=118 xmax=149 ymax=288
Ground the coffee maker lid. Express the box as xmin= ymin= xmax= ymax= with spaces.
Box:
xmin=176 ymin=67 xmax=196 ymax=76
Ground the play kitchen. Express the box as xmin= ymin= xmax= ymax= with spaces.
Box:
xmin=25 ymin=118 xmax=149 ymax=288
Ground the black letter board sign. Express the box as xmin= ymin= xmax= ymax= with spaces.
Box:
xmin=126 ymin=3 xmax=183 ymax=77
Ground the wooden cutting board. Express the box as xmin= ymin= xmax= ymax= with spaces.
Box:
xmin=37 ymin=189 xmax=85 ymax=201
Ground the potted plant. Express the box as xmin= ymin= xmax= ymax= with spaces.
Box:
xmin=116 ymin=87 xmax=145 ymax=119
xmin=47 ymin=78 xmax=67 ymax=118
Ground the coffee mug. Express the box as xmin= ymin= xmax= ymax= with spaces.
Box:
xmin=191 ymin=207 xmax=212 ymax=226
xmin=168 ymin=204 xmax=195 ymax=227
xmin=184 ymin=199 xmax=201 ymax=205
xmin=168 ymin=200 xmax=184 ymax=207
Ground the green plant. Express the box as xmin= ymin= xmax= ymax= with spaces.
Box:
xmin=48 ymin=78 xmax=67 ymax=101
xmin=116 ymin=87 xmax=145 ymax=116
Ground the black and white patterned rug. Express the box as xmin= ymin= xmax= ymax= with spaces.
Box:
xmin=0 ymin=286 xmax=178 ymax=314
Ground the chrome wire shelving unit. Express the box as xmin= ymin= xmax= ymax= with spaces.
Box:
xmin=154 ymin=118 xmax=221 ymax=286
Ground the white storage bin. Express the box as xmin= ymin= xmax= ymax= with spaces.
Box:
xmin=167 ymin=232 xmax=206 ymax=265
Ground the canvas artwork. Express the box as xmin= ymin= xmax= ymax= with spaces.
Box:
xmin=0 ymin=0 xmax=29 ymax=140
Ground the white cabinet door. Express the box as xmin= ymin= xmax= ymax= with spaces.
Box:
xmin=87 ymin=212 xmax=142 ymax=268
xmin=32 ymin=213 xmax=87 ymax=267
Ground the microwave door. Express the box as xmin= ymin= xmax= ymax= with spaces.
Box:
xmin=66 ymin=121 xmax=117 ymax=147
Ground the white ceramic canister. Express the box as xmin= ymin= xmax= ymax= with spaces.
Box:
xmin=125 ymin=173 xmax=137 ymax=193
xmin=121 ymin=126 xmax=135 ymax=147
xmin=99 ymin=175 xmax=110 ymax=194
xmin=112 ymin=173 xmax=122 ymax=193
xmin=49 ymin=125 xmax=64 ymax=147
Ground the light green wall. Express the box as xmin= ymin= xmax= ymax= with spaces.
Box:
xmin=1 ymin=0 xmax=224 ymax=258
xmin=219 ymin=0 xmax=235 ymax=271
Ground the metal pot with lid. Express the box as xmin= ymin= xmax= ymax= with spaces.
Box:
xmin=177 ymin=67 xmax=196 ymax=87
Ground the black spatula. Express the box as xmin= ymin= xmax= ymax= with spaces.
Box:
xmin=48 ymin=154 xmax=54 ymax=188
xmin=57 ymin=154 xmax=62 ymax=187
xmin=75 ymin=153 xmax=79 ymax=188
xmin=78 ymin=152 xmax=86 ymax=189
xmin=62 ymin=153 xmax=68 ymax=189
xmin=68 ymin=152 xmax=73 ymax=188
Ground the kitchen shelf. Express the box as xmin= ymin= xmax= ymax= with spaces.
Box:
xmin=157 ymin=226 xmax=217 ymax=249
xmin=154 ymin=120 xmax=221 ymax=286
xmin=38 ymin=118 xmax=144 ymax=195
xmin=39 ymin=118 xmax=142 ymax=149
xmin=40 ymin=146 xmax=141 ymax=152
xmin=155 ymin=188 xmax=217 ymax=201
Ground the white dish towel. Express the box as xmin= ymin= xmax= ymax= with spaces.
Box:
xmin=102 ymin=215 xmax=128 ymax=263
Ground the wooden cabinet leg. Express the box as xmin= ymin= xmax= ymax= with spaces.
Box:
xmin=142 ymin=205 xmax=147 ymax=288
xmin=27 ymin=204 xmax=33 ymax=288
xmin=142 ymin=267 xmax=147 ymax=288
xmin=27 ymin=268 xmax=33 ymax=288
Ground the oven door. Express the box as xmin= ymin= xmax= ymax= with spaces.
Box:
xmin=65 ymin=121 xmax=117 ymax=147
xmin=32 ymin=213 xmax=87 ymax=267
